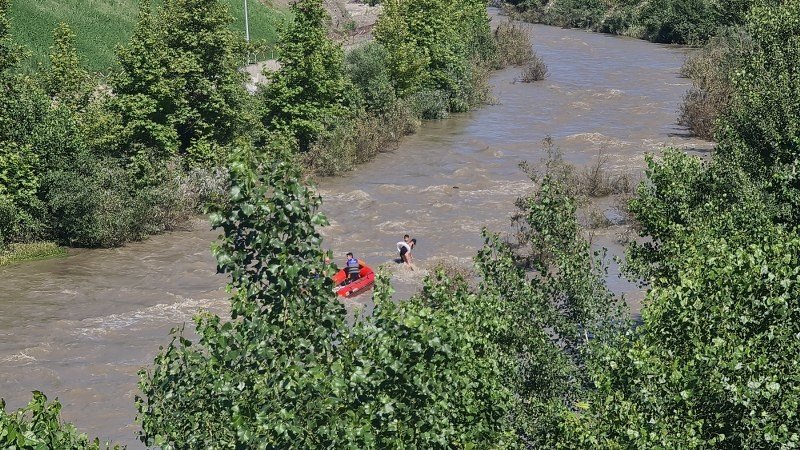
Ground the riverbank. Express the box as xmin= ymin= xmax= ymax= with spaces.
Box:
xmin=0 ymin=242 xmax=66 ymax=266
xmin=3 ymin=0 xmax=489 ymax=257
xmin=499 ymin=0 xmax=749 ymax=46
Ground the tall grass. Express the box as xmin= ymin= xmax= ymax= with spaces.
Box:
xmin=9 ymin=0 xmax=289 ymax=73
xmin=0 ymin=242 xmax=66 ymax=266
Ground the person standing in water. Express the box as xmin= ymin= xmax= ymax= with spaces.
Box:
xmin=396 ymin=235 xmax=417 ymax=270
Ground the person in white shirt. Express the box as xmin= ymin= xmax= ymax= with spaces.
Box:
xmin=396 ymin=234 xmax=417 ymax=270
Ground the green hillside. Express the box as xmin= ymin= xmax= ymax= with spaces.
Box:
xmin=9 ymin=0 xmax=289 ymax=72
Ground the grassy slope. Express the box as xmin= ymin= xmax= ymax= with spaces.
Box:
xmin=10 ymin=0 xmax=289 ymax=72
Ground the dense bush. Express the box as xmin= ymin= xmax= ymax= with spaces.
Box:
xmin=305 ymin=103 xmax=420 ymax=176
xmin=548 ymin=0 xmax=605 ymax=29
xmin=679 ymin=26 xmax=752 ymax=139
xmin=518 ymin=53 xmax=548 ymax=82
xmin=1 ymin=392 xmax=121 ymax=449
xmin=42 ymin=162 xmax=138 ymax=247
xmin=715 ymin=0 xmax=800 ymax=225
xmin=638 ymin=0 xmax=716 ymax=45
xmin=505 ymin=0 xmax=758 ymax=46
xmin=345 ymin=42 xmax=396 ymax=113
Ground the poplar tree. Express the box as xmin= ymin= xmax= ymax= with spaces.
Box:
xmin=113 ymin=0 xmax=249 ymax=167
xmin=45 ymin=23 xmax=90 ymax=110
xmin=0 ymin=0 xmax=44 ymax=243
xmin=260 ymin=0 xmax=353 ymax=152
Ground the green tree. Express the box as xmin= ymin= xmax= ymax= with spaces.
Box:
xmin=260 ymin=0 xmax=353 ymax=152
xmin=137 ymin=143 xmax=348 ymax=448
xmin=113 ymin=0 xmax=250 ymax=168
xmin=344 ymin=42 xmax=396 ymax=113
xmin=333 ymin=269 xmax=517 ymax=448
xmin=715 ymin=0 xmax=800 ymax=225
xmin=637 ymin=0 xmax=717 ymax=45
xmin=0 ymin=0 xmax=47 ymax=244
xmin=374 ymin=0 xmax=494 ymax=112
xmin=626 ymin=149 xmax=775 ymax=284
xmin=557 ymin=222 xmax=800 ymax=449
xmin=485 ymin=151 xmax=628 ymax=445
xmin=44 ymin=23 xmax=90 ymax=108
xmin=374 ymin=0 xmax=463 ymax=97
xmin=0 ymin=141 xmax=40 ymax=243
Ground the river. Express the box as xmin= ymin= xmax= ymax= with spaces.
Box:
xmin=0 ymin=17 xmax=711 ymax=448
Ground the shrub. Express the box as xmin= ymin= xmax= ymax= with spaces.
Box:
xmin=458 ymin=58 xmax=494 ymax=109
xmin=492 ymin=22 xmax=533 ymax=68
xmin=408 ymin=89 xmax=450 ymax=120
xmin=517 ymin=53 xmax=548 ymax=82
xmin=305 ymin=102 xmax=420 ymax=176
xmin=678 ymin=27 xmax=752 ymax=139
xmin=345 ymin=42 xmax=397 ymax=113
xmin=42 ymin=151 xmax=189 ymax=247
xmin=43 ymin=153 xmax=137 ymax=247
xmin=177 ymin=165 xmax=229 ymax=211
xmin=0 ymin=392 xmax=120 ymax=449
xmin=305 ymin=117 xmax=357 ymax=176
xmin=637 ymin=0 xmax=716 ymax=45
xmin=427 ymin=257 xmax=476 ymax=287
xmin=679 ymin=89 xmax=719 ymax=139
xmin=598 ymin=3 xmax=640 ymax=35
xmin=548 ymin=0 xmax=605 ymax=29
xmin=354 ymin=101 xmax=421 ymax=171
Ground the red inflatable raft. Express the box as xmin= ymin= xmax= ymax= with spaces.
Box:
xmin=332 ymin=264 xmax=375 ymax=298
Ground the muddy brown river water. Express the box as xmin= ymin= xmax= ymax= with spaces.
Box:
xmin=0 ymin=16 xmax=711 ymax=448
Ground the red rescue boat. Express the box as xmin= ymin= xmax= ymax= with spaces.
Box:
xmin=332 ymin=264 xmax=375 ymax=298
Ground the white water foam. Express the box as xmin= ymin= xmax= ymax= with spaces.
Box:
xmin=73 ymin=295 xmax=224 ymax=339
